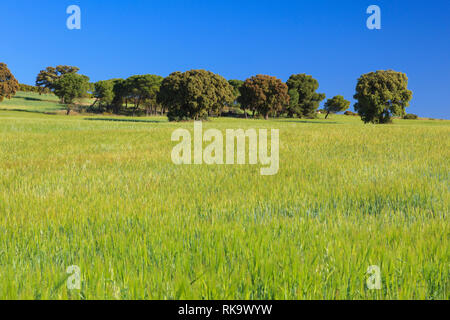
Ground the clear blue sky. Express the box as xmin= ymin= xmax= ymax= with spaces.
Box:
xmin=1 ymin=0 xmax=449 ymax=118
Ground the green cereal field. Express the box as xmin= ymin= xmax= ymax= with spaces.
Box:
xmin=0 ymin=92 xmax=448 ymax=300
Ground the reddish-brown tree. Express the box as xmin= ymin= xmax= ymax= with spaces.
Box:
xmin=238 ymin=75 xmax=289 ymax=120
xmin=0 ymin=63 xmax=19 ymax=103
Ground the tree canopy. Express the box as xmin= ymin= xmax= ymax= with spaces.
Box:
xmin=228 ymin=79 xmax=244 ymax=98
xmin=111 ymin=79 xmax=129 ymax=113
xmin=54 ymin=73 xmax=90 ymax=114
xmin=126 ymin=74 xmax=163 ymax=115
xmin=36 ymin=65 xmax=80 ymax=93
xmin=0 ymin=63 xmax=19 ymax=103
xmin=158 ymin=70 xmax=234 ymax=121
xmin=324 ymin=95 xmax=350 ymax=119
xmin=228 ymin=79 xmax=245 ymax=115
xmin=91 ymin=75 xmax=164 ymax=115
xmin=354 ymin=70 xmax=413 ymax=124
xmin=238 ymin=75 xmax=289 ymax=120
xmin=25 ymin=64 xmax=419 ymax=123
xmin=93 ymin=80 xmax=116 ymax=111
xmin=286 ymin=74 xmax=325 ymax=118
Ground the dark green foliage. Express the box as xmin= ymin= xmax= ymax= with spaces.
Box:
xmin=238 ymin=75 xmax=290 ymax=120
xmin=287 ymin=88 xmax=299 ymax=116
xmin=36 ymin=65 xmax=80 ymax=93
xmin=92 ymin=80 xmax=115 ymax=112
xmin=228 ymin=79 xmax=245 ymax=113
xmin=0 ymin=63 xmax=19 ymax=103
xmin=158 ymin=70 xmax=234 ymax=121
xmin=286 ymin=74 xmax=325 ymax=118
xmin=324 ymin=95 xmax=350 ymax=119
xmin=101 ymin=75 xmax=163 ymax=115
xmin=53 ymin=73 xmax=90 ymax=114
xmin=111 ymin=79 xmax=128 ymax=113
xmin=18 ymin=83 xmax=51 ymax=94
xmin=228 ymin=80 xmax=244 ymax=99
xmin=404 ymin=113 xmax=419 ymax=120
xmin=126 ymin=75 xmax=163 ymax=115
xmin=228 ymin=80 xmax=244 ymax=102
xmin=354 ymin=70 xmax=413 ymax=124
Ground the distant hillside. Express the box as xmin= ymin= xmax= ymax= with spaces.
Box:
xmin=0 ymin=91 xmax=71 ymax=113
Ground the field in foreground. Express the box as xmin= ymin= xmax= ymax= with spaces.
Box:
xmin=0 ymin=95 xmax=448 ymax=299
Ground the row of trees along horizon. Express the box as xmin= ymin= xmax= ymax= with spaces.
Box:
xmin=0 ymin=63 xmax=414 ymax=124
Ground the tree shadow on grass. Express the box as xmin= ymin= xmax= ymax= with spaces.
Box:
xmin=275 ymin=119 xmax=339 ymax=125
xmin=85 ymin=118 xmax=164 ymax=124
xmin=0 ymin=108 xmax=58 ymax=115
xmin=15 ymin=96 xmax=58 ymax=103
xmin=20 ymin=97 xmax=44 ymax=102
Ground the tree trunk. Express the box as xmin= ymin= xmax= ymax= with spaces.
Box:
xmin=380 ymin=108 xmax=390 ymax=123
xmin=90 ymin=99 xmax=99 ymax=108
xmin=325 ymin=111 xmax=330 ymax=119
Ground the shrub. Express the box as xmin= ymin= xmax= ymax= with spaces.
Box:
xmin=403 ymin=113 xmax=418 ymax=120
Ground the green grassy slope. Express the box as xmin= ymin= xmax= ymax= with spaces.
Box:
xmin=0 ymin=100 xmax=448 ymax=299
xmin=0 ymin=91 xmax=66 ymax=113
